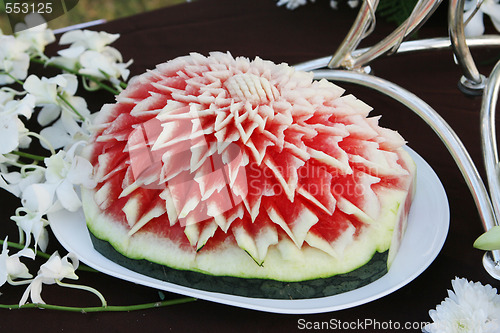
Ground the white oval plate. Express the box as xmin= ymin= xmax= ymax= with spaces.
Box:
xmin=49 ymin=148 xmax=449 ymax=314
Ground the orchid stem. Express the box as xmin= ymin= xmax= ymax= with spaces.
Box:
xmin=25 ymin=131 xmax=56 ymax=155
xmin=11 ymin=151 xmax=46 ymax=162
xmin=0 ymin=72 xmax=24 ymax=86
xmin=7 ymin=277 xmax=34 ymax=286
xmin=57 ymin=92 xmax=85 ymax=121
xmin=56 ymin=280 xmax=107 ymax=307
xmin=0 ymin=297 xmax=196 ymax=312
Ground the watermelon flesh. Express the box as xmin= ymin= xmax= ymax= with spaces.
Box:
xmin=82 ymin=52 xmax=415 ymax=283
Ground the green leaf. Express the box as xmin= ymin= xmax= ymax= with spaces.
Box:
xmin=473 ymin=226 xmax=500 ymax=250
xmin=377 ymin=0 xmax=419 ymax=26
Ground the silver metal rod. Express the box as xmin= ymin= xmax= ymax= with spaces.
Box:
xmin=295 ymin=35 xmax=500 ymax=72
xmin=328 ymin=0 xmax=380 ymax=69
xmin=313 ymin=70 xmax=499 ymax=264
xmin=480 ymin=59 xmax=500 ymax=264
xmin=449 ymin=0 xmax=485 ymax=89
xmin=350 ymin=0 xmax=443 ymax=69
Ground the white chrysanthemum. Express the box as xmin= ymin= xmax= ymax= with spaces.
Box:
xmin=425 ymin=278 xmax=500 ymax=333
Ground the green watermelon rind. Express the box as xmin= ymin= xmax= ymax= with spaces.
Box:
xmin=82 ymin=149 xmax=415 ymax=286
xmin=88 ymin=231 xmax=388 ymax=299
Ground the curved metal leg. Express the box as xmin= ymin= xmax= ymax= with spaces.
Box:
xmin=449 ymin=0 xmax=487 ymax=95
xmin=328 ymin=0 xmax=379 ymax=70
xmin=327 ymin=0 xmax=442 ymax=71
xmin=480 ymin=59 xmax=500 ymax=278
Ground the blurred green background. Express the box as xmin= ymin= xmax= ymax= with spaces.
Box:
xmin=0 ymin=0 xmax=187 ymax=34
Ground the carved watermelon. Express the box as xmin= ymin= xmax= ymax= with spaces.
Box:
xmin=82 ymin=52 xmax=415 ymax=297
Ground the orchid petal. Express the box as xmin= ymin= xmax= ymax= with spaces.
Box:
xmin=68 ymin=156 xmax=97 ymax=189
xmin=59 ymin=30 xmax=85 ymax=45
xmin=39 ymin=120 xmax=73 ymax=150
xmin=37 ymin=103 xmax=61 ymax=126
xmin=1 ymin=237 xmax=34 ymax=287
xmin=39 ymin=252 xmax=79 ymax=282
xmin=0 ymin=239 xmax=8 ymax=287
xmin=464 ymin=9 xmax=485 ymax=37
xmin=102 ymin=46 xmax=123 ymax=62
xmin=7 ymin=253 xmax=34 ymax=280
xmin=480 ymin=1 xmax=500 ymax=32
xmin=21 ymin=183 xmax=56 ymax=213
xmin=1 ymin=169 xmax=44 ymax=198
xmin=49 ymin=55 xmax=79 ymax=71
xmin=46 ymin=74 xmax=69 ymax=88
xmin=44 ymin=151 xmax=67 ymax=182
xmin=0 ymin=89 xmax=15 ymax=104
xmin=0 ymin=171 xmax=22 ymax=197
xmin=57 ymin=45 xmax=85 ymax=59
xmin=24 ymin=75 xmax=58 ymax=105
xmin=60 ymin=74 xmax=79 ymax=95
xmin=55 ymin=180 xmax=81 ymax=212
xmin=10 ymin=94 xmax=36 ymax=119
xmin=0 ymin=114 xmax=21 ymax=154
xmin=11 ymin=209 xmax=49 ymax=251
xmin=19 ymin=280 xmax=34 ymax=305
xmin=28 ymin=278 xmax=44 ymax=304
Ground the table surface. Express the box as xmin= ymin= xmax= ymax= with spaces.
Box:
xmin=1 ymin=0 xmax=500 ymax=331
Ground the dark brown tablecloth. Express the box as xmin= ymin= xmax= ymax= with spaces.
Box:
xmin=1 ymin=0 xmax=499 ymax=331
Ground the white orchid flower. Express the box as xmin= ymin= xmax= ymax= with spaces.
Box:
xmin=12 ymin=182 xmax=53 ymax=251
xmin=464 ymin=0 xmax=500 ymax=37
xmin=24 ymin=74 xmax=78 ymax=106
xmin=79 ymin=50 xmax=132 ymax=82
xmin=52 ymin=30 xmax=124 ymax=72
xmin=0 ymin=167 xmax=44 ymax=198
xmin=59 ymin=30 xmax=120 ymax=54
xmin=23 ymin=74 xmax=91 ymax=149
xmin=23 ymin=74 xmax=90 ymax=122
xmin=0 ymin=237 xmax=35 ymax=287
xmin=0 ymin=34 xmax=30 ymax=84
xmin=0 ymin=93 xmax=36 ymax=155
xmin=19 ymin=251 xmax=78 ymax=305
xmin=14 ymin=13 xmax=56 ymax=57
xmin=9 ymin=143 xmax=95 ymax=250
xmin=40 ymin=117 xmax=91 ymax=150
xmin=50 ymin=29 xmax=131 ymax=89
xmin=43 ymin=142 xmax=97 ymax=212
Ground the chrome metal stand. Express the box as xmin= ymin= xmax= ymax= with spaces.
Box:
xmin=295 ymin=0 xmax=500 ymax=279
